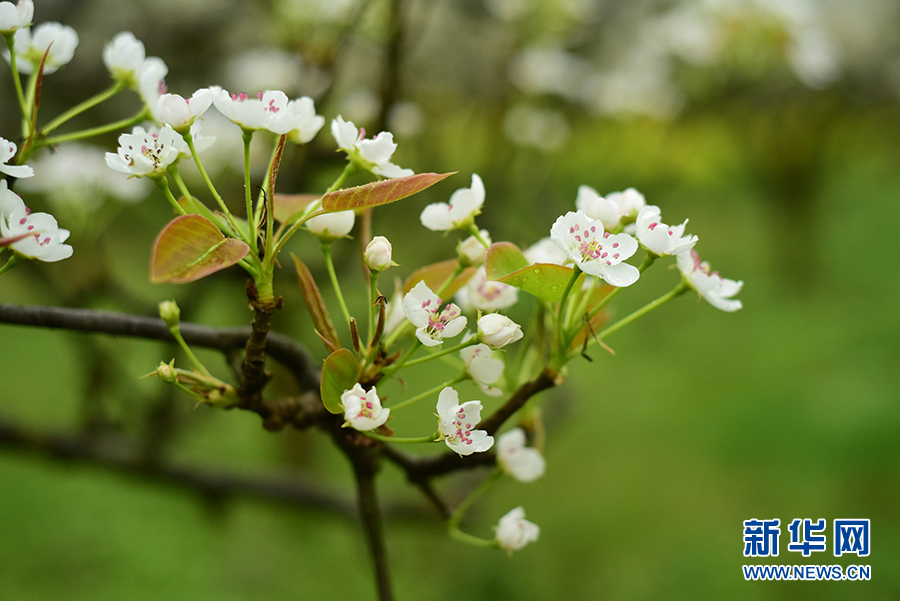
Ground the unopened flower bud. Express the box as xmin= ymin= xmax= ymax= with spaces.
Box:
xmin=156 ymin=360 xmax=177 ymax=383
xmin=457 ymin=230 xmax=491 ymax=266
xmin=477 ymin=313 xmax=523 ymax=349
xmin=158 ymin=300 xmax=180 ymax=327
xmin=365 ymin=236 xmax=393 ymax=272
xmin=306 ymin=210 xmax=355 ymax=240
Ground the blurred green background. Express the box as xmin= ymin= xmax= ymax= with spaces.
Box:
xmin=2 ymin=0 xmax=899 ymax=599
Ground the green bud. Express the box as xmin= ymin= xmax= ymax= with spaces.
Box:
xmin=156 ymin=360 xmax=177 ymax=383
xmin=159 ymin=300 xmax=181 ymax=327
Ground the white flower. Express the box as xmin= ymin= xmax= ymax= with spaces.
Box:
xmin=364 ymin=235 xmax=393 ymax=272
xmin=477 ymin=313 xmax=523 ymax=349
xmin=460 ymin=343 xmax=504 ymax=397
xmin=155 ymin=89 xmax=212 ymax=133
xmin=137 ymin=57 xmax=168 ymax=108
xmin=331 ymin=115 xmax=413 ymax=178
xmin=305 ymin=210 xmax=355 ymax=240
xmin=103 ymin=31 xmax=146 ymax=87
xmin=105 ymin=125 xmax=184 ymax=178
xmin=550 ymin=210 xmax=640 ymax=287
xmin=635 ymin=205 xmax=697 ymax=257
xmin=8 ymin=22 xmax=78 ymax=75
xmin=211 ymin=87 xmax=322 ymax=140
xmin=436 ymin=387 xmax=493 ymax=456
xmin=676 ymin=249 xmax=743 ymax=312
xmin=457 ymin=230 xmax=490 ymax=265
xmin=576 ymin=185 xmax=646 ymax=231
xmin=524 ymin=236 xmax=566 ymax=265
xmin=0 ymin=0 xmax=32 ymax=35
xmin=282 ymin=96 xmax=325 ymax=144
xmin=0 ymin=137 xmax=33 ymax=178
xmin=495 ymin=506 xmax=540 ymax=553
xmin=341 ymin=383 xmax=390 ymax=431
xmin=402 ymin=280 xmax=467 ymax=347
xmin=420 ymin=173 xmax=484 ymax=231
xmin=1 ymin=181 xmax=72 ymax=262
xmin=456 ymin=266 xmax=518 ymax=313
xmin=496 ymin=428 xmax=545 ymax=482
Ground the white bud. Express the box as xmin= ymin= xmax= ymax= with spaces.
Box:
xmin=306 ymin=210 xmax=355 ymax=240
xmin=364 ymin=236 xmax=393 ymax=272
xmin=457 ymin=230 xmax=491 ymax=266
xmin=477 ymin=313 xmax=523 ymax=349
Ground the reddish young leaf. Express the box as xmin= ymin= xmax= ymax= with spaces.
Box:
xmin=321 ymin=172 xmax=455 ymax=211
xmin=403 ymin=259 xmax=476 ymax=299
xmin=321 ymin=348 xmax=361 ymax=414
xmin=293 ymin=254 xmax=341 ymax=351
xmin=150 ymin=215 xmax=249 ymax=284
xmin=274 ymin=193 xmax=319 ymax=224
xmin=485 ymin=242 xmax=529 ymax=281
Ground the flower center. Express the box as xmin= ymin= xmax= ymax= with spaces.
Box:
xmin=571 ymin=223 xmax=620 ymax=265
xmin=448 ymin=407 xmax=476 ymax=446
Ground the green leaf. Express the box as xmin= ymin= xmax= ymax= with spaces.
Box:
xmin=403 ymin=259 xmax=475 ymax=299
xmin=293 ymin=254 xmax=341 ymax=351
xmin=150 ymin=215 xmax=249 ymax=284
xmin=322 ymin=172 xmax=455 ymax=211
xmin=485 ymin=242 xmax=580 ymax=303
xmin=321 ymin=348 xmax=360 ymax=414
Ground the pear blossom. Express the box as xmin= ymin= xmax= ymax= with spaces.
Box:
xmin=477 ymin=313 xmax=523 ymax=349
xmin=524 ymin=236 xmax=566 ymax=266
xmin=496 ymin=428 xmax=545 ymax=482
xmin=460 ymin=343 xmax=504 ymax=396
xmin=155 ymin=90 xmax=212 ymax=133
xmin=495 ymin=506 xmax=540 ymax=553
xmin=103 ymin=32 xmax=149 ymax=87
xmin=7 ymin=22 xmax=78 ymax=74
xmin=420 ymin=173 xmax=484 ymax=231
xmin=211 ymin=87 xmax=324 ymax=141
xmin=576 ymin=185 xmax=645 ymax=231
xmin=455 ymin=266 xmax=518 ymax=313
xmin=1 ymin=182 xmax=72 ymax=262
xmin=0 ymin=137 xmax=33 ymax=178
xmin=341 ymin=383 xmax=390 ymax=431
xmin=676 ymin=248 xmax=743 ymax=312
xmin=457 ymin=229 xmax=490 ymax=265
xmin=0 ymin=0 xmax=32 ymax=35
xmin=364 ymin=235 xmax=393 ymax=272
xmin=436 ymin=387 xmax=493 ymax=456
xmin=105 ymin=125 xmax=184 ymax=178
xmin=402 ymin=280 xmax=467 ymax=347
xmin=331 ymin=116 xmax=413 ymax=178
xmin=306 ymin=210 xmax=355 ymax=240
xmin=550 ymin=210 xmax=640 ymax=287
xmin=635 ymin=205 xmax=697 ymax=257
xmin=137 ymin=57 xmax=168 ymax=109
xmin=283 ymin=96 xmax=326 ymax=144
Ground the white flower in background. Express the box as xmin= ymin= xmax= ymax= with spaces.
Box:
xmin=103 ymin=31 xmax=148 ymax=87
xmin=477 ymin=313 xmax=523 ymax=349
xmin=503 ymin=103 xmax=570 ymax=153
xmin=1 ymin=182 xmax=72 ymax=262
xmin=382 ymin=282 xmax=407 ymax=334
xmin=155 ymin=89 xmax=212 ymax=133
xmin=17 ymin=143 xmax=150 ymax=207
xmin=460 ymin=343 xmax=504 ymax=397
xmin=456 ymin=266 xmax=518 ymax=313
xmin=496 ymin=428 xmax=545 ymax=482
xmin=550 ymin=211 xmax=640 ymax=287
xmin=575 ymin=185 xmax=646 ymax=231
xmin=402 ymin=280 xmax=467 ymax=347
xmin=457 ymin=229 xmax=490 ymax=265
xmin=495 ymin=506 xmax=540 ymax=553
xmin=436 ymin=386 xmax=493 ymax=456
xmin=137 ymin=57 xmax=168 ymax=109
xmin=105 ymin=125 xmax=184 ymax=179
xmin=211 ymin=87 xmax=323 ymax=141
xmin=676 ymin=248 xmax=743 ymax=312
xmin=420 ymin=173 xmax=484 ymax=231
xmin=331 ymin=116 xmax=413 ymax=178
xmin=8 ymin=22 xmax=78 ymax=74
xmin=0 ymin=0 xmax=33 ymax=35
xmin=364 ymin=235 xmax=393 ymax=272
xmin=0 ymin=137 xmax=33 ymax=178
xmin=341 ymin=383 xmax=390 ymax=431
xmin=524 ymin=237 xmax=566 ymax=265
xmin=305 ymin=210 xmax=355 ymax=240
xmin=635 ymin=205 xmax=697 ymax=257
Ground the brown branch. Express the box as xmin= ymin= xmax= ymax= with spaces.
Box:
xmin=480 ymin=367 xmax=559 ymax=435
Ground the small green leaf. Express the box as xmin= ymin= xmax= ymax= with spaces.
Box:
xmin=293 ymin=254 xmax=341 ymax=351
xmin=321 ymin=348 xmax=360 ymax=414
xmin=485 ymin=242 xmax=581 ymax=303
xmin=322 ymin=172 xmax=455 ymax=211
xmin=150 ymin=215 xmax=249 ymax=284
xmin=403 ymin=259 xmax=475 ymax=299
